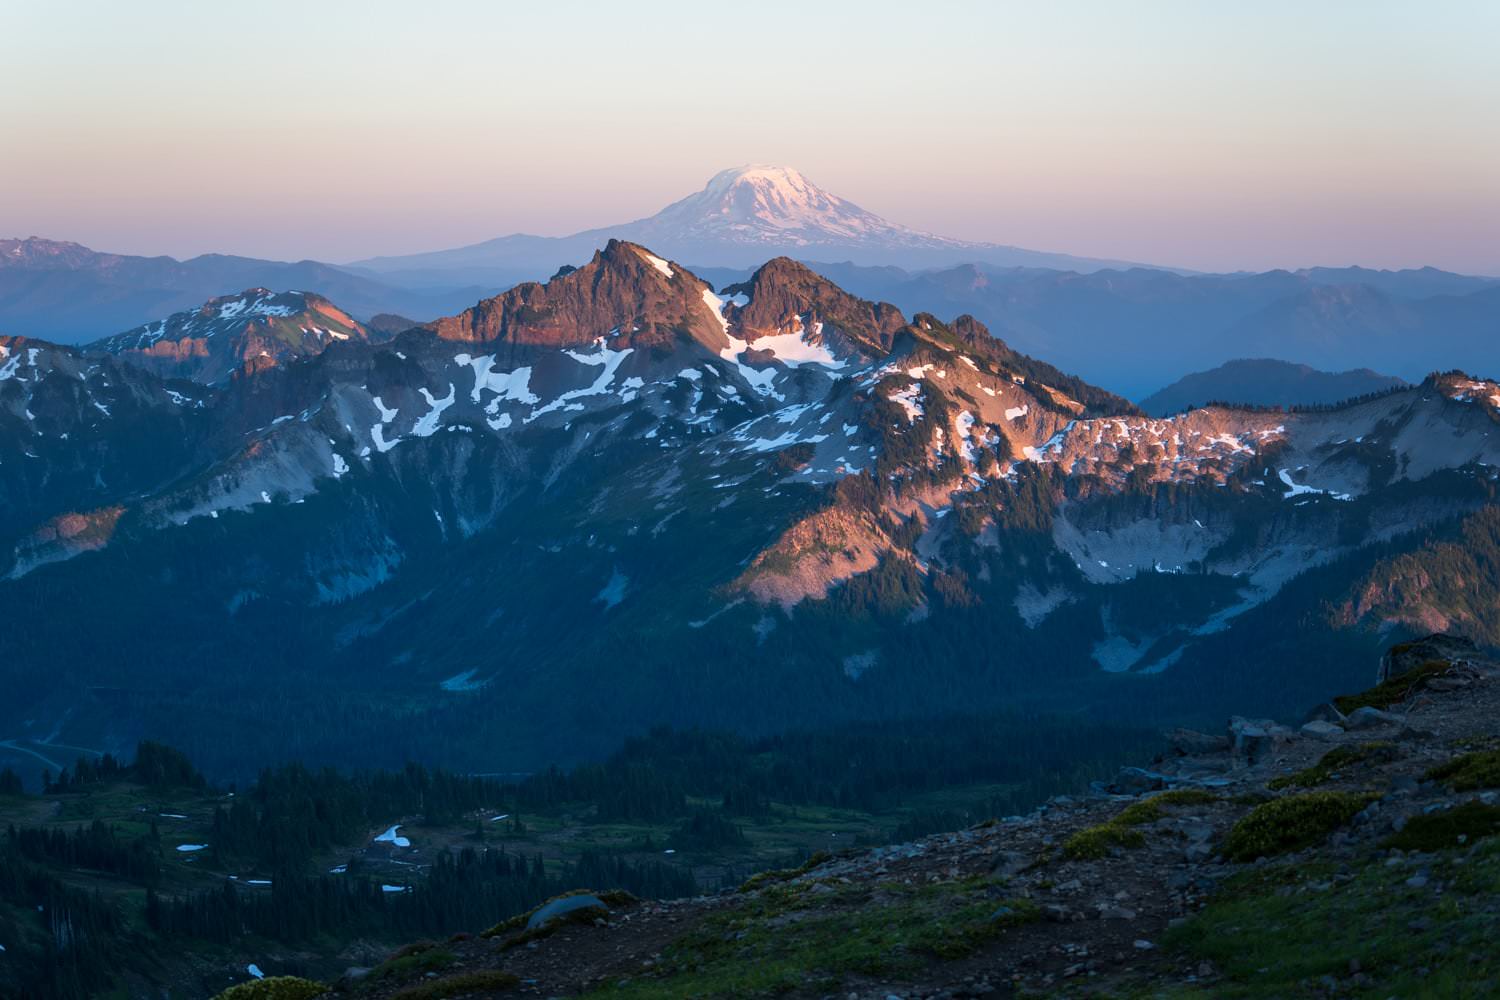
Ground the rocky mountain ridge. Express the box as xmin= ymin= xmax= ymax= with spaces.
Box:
xmin=2 ymin=243 xmax=1499 ymax=783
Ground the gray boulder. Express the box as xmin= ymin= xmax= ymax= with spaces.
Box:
xmin=1344 ymin=706 xmax=1404 ymax=730
xmin=526 ymin=893 xmax=610 ymax=930
xmin=1300 ymin=720 xmax=1345 ymax=741
xmin=1229 ymin=716 xmax=1295 ymax=766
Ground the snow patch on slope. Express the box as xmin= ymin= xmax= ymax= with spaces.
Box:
xmin=528 ymin=340 xmax=634 ymax=421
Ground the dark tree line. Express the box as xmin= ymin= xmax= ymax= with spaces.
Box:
xmin=147 ymin=846 xmax=695 ymax=945
xmin=8 ymin=820 xmax=162 ymax=884
xmin=42 ymin=740 xmax=202 ymax=795
xmin=514 ymin=717 xmax=1157 ymax=822
xmin=0 ymin=845 xmax=134 ymax=1000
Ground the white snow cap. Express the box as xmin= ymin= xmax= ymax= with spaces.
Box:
xmin=695 ymin=165 xmax=876 ymax=236
xmin=638 ymin=165 xmax=961 ymax=250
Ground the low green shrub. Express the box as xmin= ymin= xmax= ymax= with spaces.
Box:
xmin=737 ymin=851 xmax=832 ymax=893
xmin=368 ymin=941 xmax=455 ymax=982
xmin=1063 ymin=789 xmax=1216 ymax=859
xmin=1428 ymin=751 xmax=1500 ymax=791
xmin=1383 ymin=801 xmax=1500 ymax=852
xmin=1113 ymin=788 xmax=1218 ymax=825
xmin=1061 ymin=822 xmax=1144 ymax=860
xmin=1223 ymin=791 xmax=1377 ymax=861
xmin=1267 ymin=741 xmax=1398 ymax=790
xmin=210 ymin=977 xmax=326 ymax=1000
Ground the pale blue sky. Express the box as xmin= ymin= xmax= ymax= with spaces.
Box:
xmin=4 ymin=0 xmax=1497 ymax=272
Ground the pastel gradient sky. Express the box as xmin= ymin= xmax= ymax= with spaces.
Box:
xmin=5 ymin=0 xmax=1498 ymax=273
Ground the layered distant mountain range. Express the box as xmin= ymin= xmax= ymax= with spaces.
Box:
xmin=1138 ymin=359 xmax=1409 ymax=416
xmin=781 ymin=260 xmax=1499 ymax=398
xmin=5 ymin=166 xmax=1495 ymax=397
xmin=0 ymin=236 xmax=491 ymax=346
xmin=3 ymin=239 xmax=1500 ymax=783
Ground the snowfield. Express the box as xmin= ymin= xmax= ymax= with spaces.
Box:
xmin=374 ymin=824 xmax=411 ymax=848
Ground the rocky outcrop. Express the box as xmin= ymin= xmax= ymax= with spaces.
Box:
xmin=724 ymin=257 xmax=907 ymax=356
xmin=428 ymin=240 xmax=730 ymax=353
xmin=1378 ymin=633 xmax=1483 ymax=684
xmin=733 ymin=507 xmax=893 ymax=610
xmin=91 ymin=289 xmax=370 ymax=385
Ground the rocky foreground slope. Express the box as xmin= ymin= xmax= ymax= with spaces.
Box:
xmin=232 ymin=634 xmax=1500 ymax=999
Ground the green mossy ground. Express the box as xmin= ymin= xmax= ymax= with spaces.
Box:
xmin=1163 ymin=839 xmax=1500 ymax=997
xmin=365 ymin=941 xmax=458 ymax=984
xmin=388 ymin=970 xmax=521 ymax=1000
xmin=591 ymin=876 xmax=1037 ymax=998
xmin=1383 ymin=801 xmax=1500 ymax=853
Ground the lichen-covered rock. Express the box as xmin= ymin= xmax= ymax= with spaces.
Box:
xmin=526 ymin=892 xmax=610 ymax=930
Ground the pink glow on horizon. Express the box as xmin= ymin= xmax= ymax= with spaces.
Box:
xmin=3 ymin=1 xmax=1497 ymax=274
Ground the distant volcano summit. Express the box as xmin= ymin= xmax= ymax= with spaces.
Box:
xmin=599 ymin=164 xmax=975 ymax=254
xmin=350 ymin=166 xmax=1146 ymax=277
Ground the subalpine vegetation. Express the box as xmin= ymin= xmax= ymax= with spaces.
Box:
xmin=0 ymin=712 xmax=1154 ymax=999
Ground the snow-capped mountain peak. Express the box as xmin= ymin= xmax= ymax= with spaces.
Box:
xmin=620 ymin=164 xmax=966 ymax=252
xmin=694 ymin=164 xmax=884 ymax=234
